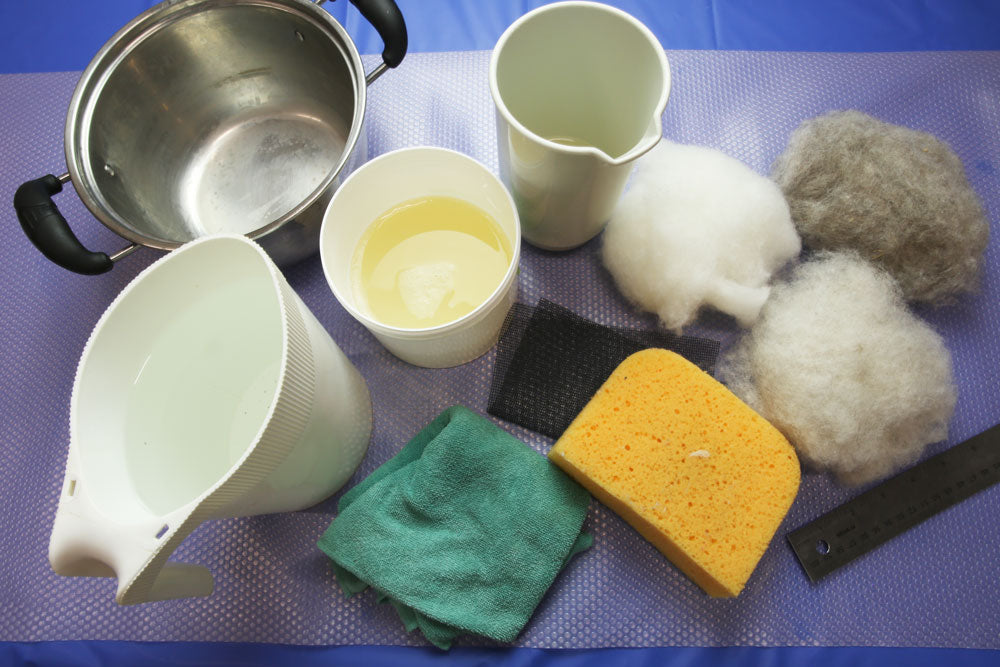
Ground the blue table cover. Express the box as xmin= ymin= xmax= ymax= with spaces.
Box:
xmin=1 ymin=2 xmax=999 ymax=665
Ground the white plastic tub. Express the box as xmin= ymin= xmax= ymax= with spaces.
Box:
xmin=320 ymin=147 xmax=521 ymax=368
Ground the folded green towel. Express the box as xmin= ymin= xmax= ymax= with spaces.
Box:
xmin=317 ymin=405 xmax=592 ymax=649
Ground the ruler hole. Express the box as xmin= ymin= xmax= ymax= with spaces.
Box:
xmin=787 ymin=422 xmax=1000 ymax=583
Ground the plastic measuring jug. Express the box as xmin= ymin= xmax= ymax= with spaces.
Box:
xmin=490 ymin=1 xmax=671 ymax=250
xmin=48 ymin=234 xmax=372 ymax=604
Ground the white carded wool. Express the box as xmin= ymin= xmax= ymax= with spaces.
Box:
xmin=602 ymin=140 xmax=801 ymax=331
xmin=721 ymin=251 xmax=957 ymax=486
xmin=772 ymin=110 xmax=989 ymax=304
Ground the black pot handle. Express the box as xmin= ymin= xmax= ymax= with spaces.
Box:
xmin=14 ymin=174 xmax=114 ymax=275
xmin=350 ymin=0 xmax=407 ymax=78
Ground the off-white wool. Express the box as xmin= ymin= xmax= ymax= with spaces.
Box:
xmin=722 ymin=251 xmax=957 ymax=486
xmin=603 ymin=140 xmax=801 ymax=332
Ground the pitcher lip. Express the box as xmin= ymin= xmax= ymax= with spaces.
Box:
xmin=488 ymin=0 xmax=671 ymax=167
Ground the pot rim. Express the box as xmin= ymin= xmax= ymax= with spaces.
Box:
xmin=64 ymin=0 xmax=368 ymax=252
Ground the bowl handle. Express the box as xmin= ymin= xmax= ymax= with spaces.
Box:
xmin=13 ymin=174 xmax=117 ymax=275
xmin=350 ymin=0 xmax=408 ymax=83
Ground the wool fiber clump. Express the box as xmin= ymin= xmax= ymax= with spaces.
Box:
xmin=772 ymin=110 xmax=989 ymax=304
xmin=722 ymin=251 xmax=957 ymax=486
xmin=602 ymin=140 xmax=801 ymax=332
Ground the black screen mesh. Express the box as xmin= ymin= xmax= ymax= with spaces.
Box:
xmin=488 ymin=300 xmax=720 ymax=439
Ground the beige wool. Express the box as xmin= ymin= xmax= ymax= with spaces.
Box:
xmin=721 ymin=251 xmax=957 ymax=486
xmin=772 ymin=110 xmax=989 ymax=305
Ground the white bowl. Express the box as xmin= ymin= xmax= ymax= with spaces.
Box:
xmin=320 ymin=147 xmax=521 ymax=368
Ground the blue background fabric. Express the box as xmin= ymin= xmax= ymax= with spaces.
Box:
xmin=1 ymin=2 xmax=999 ymax=666
xmin=2 ymin=0 xmax=1000 ymax=75
xmin=3 ymin=643 xmax=1000 ymax=667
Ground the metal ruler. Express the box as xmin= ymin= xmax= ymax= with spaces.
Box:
xmin=787 ymin=422 xmax=1000 ymax=582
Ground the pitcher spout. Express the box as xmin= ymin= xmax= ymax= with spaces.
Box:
xmin=614 ymin=118 xmax=664 ymax=165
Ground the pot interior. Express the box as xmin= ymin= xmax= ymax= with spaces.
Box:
xmin=70 ymin=1 xmax=361 ymax=246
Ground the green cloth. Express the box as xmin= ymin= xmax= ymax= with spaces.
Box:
xmin=317 ymin=405 xmax=592 ymax=650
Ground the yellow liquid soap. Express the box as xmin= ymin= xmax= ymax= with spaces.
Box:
xmin=351 ymin=196 xmax=512 ymax=329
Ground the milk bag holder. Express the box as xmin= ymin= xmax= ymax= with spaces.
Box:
xmin=788 ymin=422 xmax=1000 ymax=582
xmin=488 ymin=299 xmax=720 ymax=439
xmin=48 ymin=235 xmax=373 ymax=605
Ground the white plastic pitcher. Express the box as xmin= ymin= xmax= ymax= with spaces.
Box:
xmin=490 ymin=1 xmax=671 ymax=250
xmin=48 ymin=234 xmax=372 ymax=605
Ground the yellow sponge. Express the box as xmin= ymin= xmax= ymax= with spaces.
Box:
xmin=548 ymin=349 xmax=800 ymax=597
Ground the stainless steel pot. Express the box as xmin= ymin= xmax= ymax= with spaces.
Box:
xmin=14 ymin=0 xmax=406 ymax=274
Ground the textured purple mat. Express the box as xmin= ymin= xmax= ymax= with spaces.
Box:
xmin=1 ymin=50 xmax=998 ymax=648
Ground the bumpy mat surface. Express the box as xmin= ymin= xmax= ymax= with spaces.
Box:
xmin=1 ymin=50 xmax=998 ymax=648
